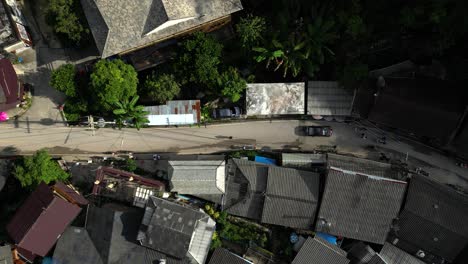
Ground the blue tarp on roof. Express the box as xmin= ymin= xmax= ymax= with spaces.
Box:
xmin=316 ymin=232 xmax=338 ymax=245
xmin=255 ymin=156 xmax=277 ymax=165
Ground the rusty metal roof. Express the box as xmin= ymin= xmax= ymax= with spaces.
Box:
xmin=144 ymin=100 xmax=201 ymax=125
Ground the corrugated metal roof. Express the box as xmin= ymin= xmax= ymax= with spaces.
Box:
xmin=379 ymin=243 xmax=425 ymax=264
xmin=6 ymin=183 xmax=82 ymax=258
xmin=262 ymin=167 xmax=319 ymax=229
xmin=144 ymin=100 xmax=201 ymax=125
xmin=209 ymin=248 xmax=252 ymax=264
xmin=307 ymin=81 xmax=353 ymax=116
xmin=246 ymin=83 xmax=305 ymax=116
xmin=168 ymin=160 xmax=225 ymax=196
xmin=394 ymin=175 xmax=468 ymax=261
xmin=6 ymin=183 xmax=55 ymax=243
xmin=327 ymin=154 xmax=400 ymax=179
xmin=0 ymin=59 xmax=21 ymax=105
xmin=292 ymin=237 xmax=350 ymax=264
xmin=282 ymin=153 xmax=326 ymax=167
xmin=315 ymin=169 xmax=407 ymax=244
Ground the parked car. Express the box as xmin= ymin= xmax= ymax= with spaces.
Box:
xmin=212 ymin=107 xmax=241 ymax=119
xmin=304 ymin=126 xmax=333 ymax=137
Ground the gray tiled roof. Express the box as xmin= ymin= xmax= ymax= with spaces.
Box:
xmin=168 ymin=160 xmax=225 ymax=196
xmin=224 ymin=159 xmax=319 ymax=229
xmin=307 ymin=81 xmax=353 ymax=116
xmin=315 ymin=168 xmax=407 ymax=244
xmin=347 ymin=242 xmax=378 ymax=264
xmin=262 ymin=167 xmax=319 ymax=229
xmin=0 ymin=245 xmax=13 ymax=264
xmin=379 ymin=243 xmax=425 ymax=264
xmin=327 ymin=154 xmax=400 ymax=179
xmin=292 ymin=237 xmax=350 ymax=264
xmin=368 ymin=255 xmax=387 ymax=264
xmin=0 ymin=174 xmax=6 ymax=192
xmin=224 ymin=159 xmax=268 ymax=221
xmin=208 ymin=248 xmax=252 ymax=264
xmin=138 ymin=197 xmax=215 ymax=264
xmin=81 ymin=0 xmax=243 ymax=58
xmin=394 ymin=175 xmax=468 ymax=261
xmin=53 ymin=206 xmax=186 ymax=264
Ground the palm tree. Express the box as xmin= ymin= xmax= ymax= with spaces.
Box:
xmin=113 ymin=95 xmax=149 ymax=130
xmin=306 ymin=16 xmax=337 ymax=65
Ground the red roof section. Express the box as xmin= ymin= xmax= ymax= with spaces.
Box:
xmin=6 ymin=183 xmax=82 ymax=258
xmin=0 ymin=58 xmax=20 ymax=105
xmin=6 ymin=183 xmax=54 ymax=243
xmin=92 ymin=166 xmax=165 ymax=195
xmin=53 ymin=181 xmax=89 ymax=206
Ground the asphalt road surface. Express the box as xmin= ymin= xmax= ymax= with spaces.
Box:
xmin=0 ymin=119 xmax=467 ymax=188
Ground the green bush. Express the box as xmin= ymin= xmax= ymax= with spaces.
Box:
xmin=47 ymin=0 xmax=89 ymax=44
xmin=50 ymin=64 xmax=76 ymax=97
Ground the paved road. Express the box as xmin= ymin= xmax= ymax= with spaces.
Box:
xmin=0 ymin=119 xmax=467 ymax=188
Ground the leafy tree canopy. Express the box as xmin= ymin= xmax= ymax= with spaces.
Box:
xmin=217 ymin=67 xmax=247 ymax=102
xmin=14 ymin=149 xmax=69 ymax=189
xmin=144 ymin=73 xmax=180 ymax=104
xmin=90 ymin=59 xmax=138 ymax=112
xmin=236 ymin=15 xmax=266 ymax=48
xmin=48 ymin=0 xmax=88 ymax=44
xmin=50 ymin=64 xmax=76 ymax=97
xmin=175 ymin=32 xmax=223 ymax=85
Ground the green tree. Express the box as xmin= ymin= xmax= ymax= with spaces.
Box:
xmin=305 ymin=16 xmax=338 ymax=66
xmin=217 ymin=67 xmax=247 ymax=102
xmin=253 ymin=45 xmax=284 ymax=71
xmin=144 ymin=73 xmax=180 ymax=104
xmin=339 ymin=63 xmax=369 ymax=88
xmin=50 ymin=64 xmax=76 ymax=97
xmin=175 ymin=32 xmax=223 ymax=85
xmin=14 ymin=149 xmax=69 ymax=189
xmin=113 ymin=95 xmax=149 ymax=130
xmin=90 ymin=59 xmax=138 ymax=112
xmin=236 ymin=15 xmax=266 ymax=48
xmin=48 ymin=0 xmax=88 ymax=44
xmin=63 ymin=97 xmax=88 ymax=122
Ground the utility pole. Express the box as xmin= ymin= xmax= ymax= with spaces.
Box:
xmin=89 ymin=115 xmax=95 ymax=136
